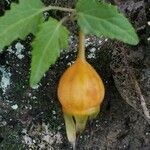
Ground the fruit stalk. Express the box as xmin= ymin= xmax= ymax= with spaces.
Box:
xmin=78 ymin=31 xmax=85 ymax=60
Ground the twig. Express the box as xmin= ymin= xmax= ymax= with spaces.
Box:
xmin=121 ymin=45 xmax=150 ymax=124
xmin=134 ymin=80 xmax=150 ymax=121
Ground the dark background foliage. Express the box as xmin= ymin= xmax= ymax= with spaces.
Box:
xmin=0 ymin=0 xmax=150 ymax=149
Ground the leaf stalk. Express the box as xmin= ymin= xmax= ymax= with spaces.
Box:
xmin=42 ymin=5 xmax=75 ymax=13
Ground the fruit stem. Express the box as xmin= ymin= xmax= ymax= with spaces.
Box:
xmin=72 ymin=141 xmax=76 ymax=150
xmin=78 ymin=31 xmax=85 ymax=60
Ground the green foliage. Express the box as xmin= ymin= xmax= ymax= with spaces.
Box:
xmin=0 ymin=0 xmax=43 ymax=51
xmin=76 ymin=0 xmax=139 ymax=45
xmin=0 ymin=0 xmax=139 ymax=86
xmin=30 ymin=18 xmax=69 ymax=86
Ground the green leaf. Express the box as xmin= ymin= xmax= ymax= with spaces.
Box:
xmin=0 ymin=0 xmax=44 ymax=51
xmin=76 ymin=0 xmax=139 ymax=45
xmin=30 ymin=18 xmax=69 ymax=86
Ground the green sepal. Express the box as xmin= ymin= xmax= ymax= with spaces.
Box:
xmin=89 ymin=106 xmax=100 ymax=120
xmin=74 ymin=115 xmax=88 ymax=133
xmin=64 ymin=113 xmax=76 ymax=149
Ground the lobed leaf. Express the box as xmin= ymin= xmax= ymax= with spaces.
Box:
xmin=76 ymin=0 xmax=139 ymax=45
xmin=30 ymin=18 xmax=69 ymax=86
xmin=0 ymin=0 xmax=44 ymax=51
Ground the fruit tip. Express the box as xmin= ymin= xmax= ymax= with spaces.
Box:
xmin=72 ymin=141 xmax=76 ymax=150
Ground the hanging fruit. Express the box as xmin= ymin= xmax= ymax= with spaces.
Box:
xmin=57 ymin=31 xmax=105 ymax=149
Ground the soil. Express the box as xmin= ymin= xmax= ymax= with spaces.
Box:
xmin=0 ymin=0 xmax=150 ymax=150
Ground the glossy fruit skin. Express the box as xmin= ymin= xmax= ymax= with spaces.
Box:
xmin=58 ymin=58 xmax=105 ymax=116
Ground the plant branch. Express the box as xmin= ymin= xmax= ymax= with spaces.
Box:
xmin=134 ymin=79 xmax=150 ymax=122
xmin=42 ymin=5 xmax=75 ymax=13
xmin=122 ymin=46 xmax=150 ymax=124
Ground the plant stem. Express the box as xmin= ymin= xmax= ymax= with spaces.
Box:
xmin=42 ymin=5 xmax=75 ymax=13
xmin=78 ymin=31 xmax=85 ymax=60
